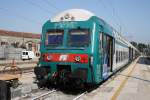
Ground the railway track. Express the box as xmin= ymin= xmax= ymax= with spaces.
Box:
xmin=31 ymin=89 xmax=87 ymax=100
xmin=0 ymin=66 xmax=35 ymax=74
xmin=73 ymin=91 xmax=87 ymax=100
xmin=32 ymin=90 xmax=57 ymax=100
xmin=0 ymin=61 xmax=38 ymax=66
xmin=0 ymin=60 xmax=37 ymax=74
xmin=15 ymin=88 xmax=76 ymax=100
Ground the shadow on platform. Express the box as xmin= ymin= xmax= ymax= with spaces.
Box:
xmin=137 ymin=57 xmax=150 ymax=65
xmin=118 ymin=74 xmax=150 ymax=83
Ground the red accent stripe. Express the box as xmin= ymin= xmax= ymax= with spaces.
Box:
xmin=44 ymin=53 xmax=88 ymax=63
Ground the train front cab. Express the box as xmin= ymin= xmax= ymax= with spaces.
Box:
xmin=35 ymin=18 xmax=93 ymax=88
xmin=34 ymin=17 xmax=115 ymax=88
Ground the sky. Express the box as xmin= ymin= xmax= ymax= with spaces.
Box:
xmin=0 ymin=0 xmax=150 ymax=43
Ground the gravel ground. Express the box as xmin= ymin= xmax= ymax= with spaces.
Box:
xmin=11 ymin=72 xmax=79 ymax=100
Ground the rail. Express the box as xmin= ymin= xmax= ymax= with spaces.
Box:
xmin=0 ymin=61 xmax=38 ymax=66
xmin=73 ymin=91 xmax=87 ymax=100
xmin=32 ymin=90 xmax=57 ymax=100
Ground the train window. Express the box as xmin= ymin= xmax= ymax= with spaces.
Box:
xmin=119 ymin=51 xmax=121 ymax=62
xmin=125 ymin=52 xmax=126 ymax=59
xmin=122 ymin=52 xmax=124 ymax=60
xmin=103 ymin=34 xmax=107 ymax=53
xmin=116 ymin=50 xmax=118 ymax=63
xmin=121 ymin=51 xmax=123 ymax=61
xmin=124 ymin=52 xmax=125 ymax=59
xmin=68 ymin=29 xmax=90 ymax=47
xmin=46 ymin=29 xmax=64 ymax=47
xmin=100 ymin=33 xmax=103 ymax=49
xmin=118 ymin=51 xmax=119 ymax=62
xmin=116 ymin=50 xmax=120 ymax=63
xmin=122 ymin=52 xmax=123 ymax=61
xmin=122 ymin=52 xmax=123 ymax=60
xmin=120 ymin=51 xmax=121 ymax=61
xmin=122 ymin=51 xmax=123 ymax=61
xmin=123 ymin=52 xmax=125 ymax=60
xmin=125 ymin=52 xmax=126 ymax=60
xmin=121 ymin=51 xmax=122 ymax=61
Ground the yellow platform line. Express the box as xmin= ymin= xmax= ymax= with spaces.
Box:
xmin=111 ymin=58 xmax=139 ymax=100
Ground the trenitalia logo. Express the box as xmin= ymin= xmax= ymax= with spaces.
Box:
xmin=43 ymin=53 xmax=88 ymax=63
xmin=59 ymin=55 xmax=68 ymax=61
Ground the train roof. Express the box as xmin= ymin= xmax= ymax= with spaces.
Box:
xmin=51 ymin=9 xmax=95 ymax=22
xmin=49 ymin=9 xmax=139 ymax=53
xmin=113 ymin=29 xmax=139 ymax=52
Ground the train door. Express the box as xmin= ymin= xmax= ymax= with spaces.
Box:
xmin=101 ymin=33 xmax=113 ymax=79
xmin=129 ymin=47 xmax=133 ymax=61
xmin=108 ymin=37 xmax=113 ymax=72
xmin=129 ymin=47 xmax=131 ymax=61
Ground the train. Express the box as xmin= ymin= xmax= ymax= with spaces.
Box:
xmin=34 ymin=9 xmax=140 ymax=89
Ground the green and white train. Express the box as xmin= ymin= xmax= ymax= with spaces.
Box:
xmin=34 ymin=9 xmax=140 ymax=88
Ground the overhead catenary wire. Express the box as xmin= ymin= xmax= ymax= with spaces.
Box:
xmin=97 ymin=0 xmax=133 ymax=42
xmin=23 ymin=0 xmax=56 ymax=15
xmin=0 ymin=7 xmax=41 ymax=25
xmin=97 ymin=0 xmax=123 ymax=33
xmin=106 ymin=0 xmax=132 ymax=41
xmin=42 ymin=0 xmax=61 ymax=11
xmin=106 ymin=0 xmax=126 ymax=33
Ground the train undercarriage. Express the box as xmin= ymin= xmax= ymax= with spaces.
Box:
xmin=34 ymin=66 xmax=88 ymax=89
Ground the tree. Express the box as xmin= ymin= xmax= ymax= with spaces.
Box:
xmin=131 ymin=41 xmax=138 ymax=48
xmin=138 ymin=43 xmax=147 ymax=52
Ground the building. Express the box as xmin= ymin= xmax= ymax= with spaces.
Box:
xmin=0 ymin=29 xmax=41 ymax=56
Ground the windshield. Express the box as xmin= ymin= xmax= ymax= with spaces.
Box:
xmin=68 ymin=29 xmax=90 ymax=47
xmin=45 ymin=30 xmax=64 ymax=47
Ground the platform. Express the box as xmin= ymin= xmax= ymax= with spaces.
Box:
xmin=116 ymin=57 xmax=150 ymax=100
xmin=80 ymin=57 xmax=150 ymax=100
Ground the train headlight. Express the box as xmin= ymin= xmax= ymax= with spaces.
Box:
xmin=47 ymin=55 xmax=52 ymax=61
xmin=75 ymin=56 xmax=81 ymax=62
